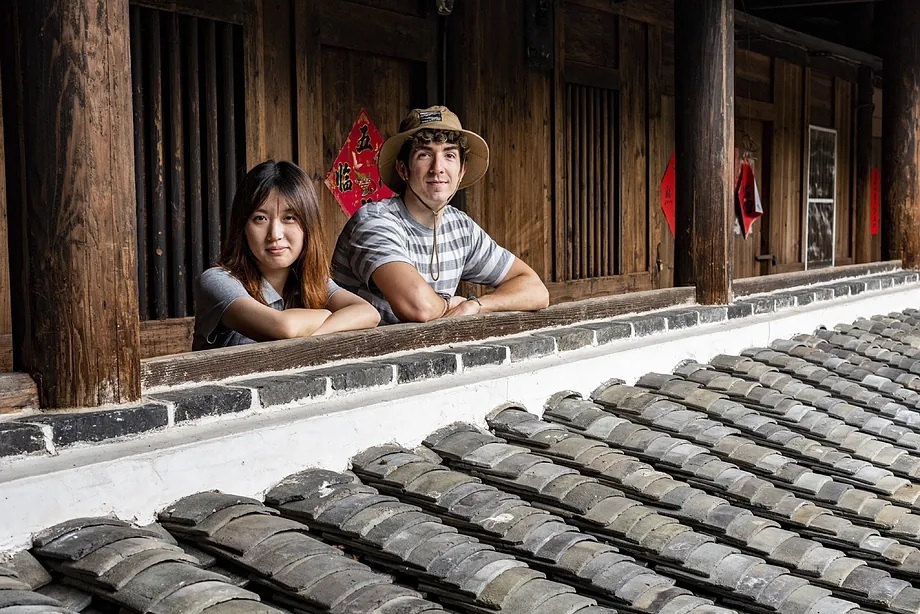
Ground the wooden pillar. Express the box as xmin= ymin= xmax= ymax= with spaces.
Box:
xmin=17 ymin=0 xmax=140 ymax=407
xmin=673 ymin=0 xmax=734 ymax=304
xmin=0 ymin=67 xmax=13 ymax=371
xmin=881 ymin=0 xmax=920 ymax=269
xmin=854 ymin=66 xmax=874 ymax=264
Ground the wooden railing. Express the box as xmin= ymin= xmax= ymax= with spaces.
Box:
xmin=140 ymin=286 xmax=696 ymax=389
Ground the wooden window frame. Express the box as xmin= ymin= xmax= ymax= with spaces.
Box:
xmin=804 ymin=125 xmax=838 ymax=270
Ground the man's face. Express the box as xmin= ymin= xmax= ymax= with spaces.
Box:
xmin=403 ymin=141 xmax=467 ymax=209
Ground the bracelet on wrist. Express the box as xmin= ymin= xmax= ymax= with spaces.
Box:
xmin=466 ymin=295 xmax=483 ymax=307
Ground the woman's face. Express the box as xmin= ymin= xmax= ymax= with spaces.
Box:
xmin=245 ymin=191 xmax=305 ymax=276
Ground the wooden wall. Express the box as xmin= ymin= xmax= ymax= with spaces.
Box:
xmin=449 ymin=0 xmax=552 ymax=284
xmin=246 ymin=0 xmax=437 ymax=253
xmin=728 ymin=50 xmax=858 ymax=277
xmin=0 ymin=0 xmax=876 ymax=363
xmin=0 ymin=68 xmax=11 ymax=370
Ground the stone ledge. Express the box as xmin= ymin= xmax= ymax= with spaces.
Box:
xmin=17 ymin=403 xmax=169 ymax=450
xmin=2 ymin=268 xmax=917 ymax=459
xmin=150 ymin=384 xmax=253 ymax=422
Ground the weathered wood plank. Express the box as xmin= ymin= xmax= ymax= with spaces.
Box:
xmin=564 ymin=1 xmax=618 ymax=68
xmin=262 ymin=0 xmax=294 ymax=161
xmin=243 ymin=0 xmax=266 ymax=167
xmin=564 ymin=61 xmax=620 ymax=91
xmin=185 ymin=16 xmax=205 ymax=296
xmin=736 ymin=97 xmax=775 ymax=122
xmin=733 ymin=260 xmax=901 ymax=296
xmin=809 ymin=70 xmax=834 ymax=129
xmin=140 ymin=317 xmax=195 ymax=359
xmin=317 ymin=1 xmax=434 ymax=63
xmin=148 ymin=12 xmax=169 ymax=319
xmin=647 ymin=24 xmax=665 ymax=288
xmin=881 ymin=0 xmax=920 ymax=268
xmin=0 ymin=335 xmax=12 ymax=372
xmin=553 ymin=0 xmax=566 ymax=282
xmin=130 ymin=6 xmax=149 ymax=320
xmin=854 ymin=67 xmax=874 ymax=264
xmin=451 ymin=0 xmax=551 ymax=282
xmin=141 ymin=286 xmax=696 ymax=388
xmin=167 ymin=13 xmax=187 ymax=315
xmin=567 ymin=0 xmax=673 ymax=28
xmin=0 ymin=2 xmax=28 ymax=372
xmin=0 ymin=372 xmax=39 ymax=414
xmin=674 ymin=0 xmax=734 ymax=304
xmin=129 ymin=0 xmax=246 ymax=24
xmin=735 ymin=48 xmax=773 ymax=103
xmin=204 ymin=19 xmax=222 ymax=264
xmin=835 ymin=77 xmax=853 ymax=263
xmin=770 ymin=59 xmax=804 ymax=269
xmin=219 ymin=22 xmax=238 ymax=224
xmin=619 ymin=17 xmax=648 ymax=276
xmin=18 ymin=0 xmax=140 ymax=406
xmin=0 ymin=59 xmax=12 ymax=370
xmin=547 ymin=272 xmax=654 ymax=303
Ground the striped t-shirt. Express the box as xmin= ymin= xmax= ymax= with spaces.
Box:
xmin=332 ymin=197 xmax=514 ymax=324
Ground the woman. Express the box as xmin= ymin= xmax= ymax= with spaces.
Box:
xmin=193 ymin=160 xmax=380 ymax=350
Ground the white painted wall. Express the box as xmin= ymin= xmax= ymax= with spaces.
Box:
xmin=1 ymin=283 xmax=918 ymax=552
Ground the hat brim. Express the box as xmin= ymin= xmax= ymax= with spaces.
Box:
xmin=378 ymin=125 xmax=489 ymax=192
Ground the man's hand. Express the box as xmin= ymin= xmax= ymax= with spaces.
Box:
xmin=444 ymin=298 xmax=481 ymax=319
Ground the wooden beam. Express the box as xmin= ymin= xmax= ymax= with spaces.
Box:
xmin=733 ymin=259 xmax=900 ymax=296
xmin=674 ymin=0 xmax=735 ymax=304
xmin=128 ymin=0 xmax=246 ymax=24
xmin=141 ymin=287 xmax=696 ymax=388
xmin=853 ymin=66 xmax=874 ymax=264
xmin=734 ymin=10 xmax=882 ymax=72
xmin=17 ymin=0 xmax=141 ymax=407
xmin=881 ymin=0 xmax=920 ymax=269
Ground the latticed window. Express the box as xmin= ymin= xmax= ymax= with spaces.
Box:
xmin=562 ymin=83 xmax=619 ymax=280
xmin=129 ymin=4 xmax=246 ymax=319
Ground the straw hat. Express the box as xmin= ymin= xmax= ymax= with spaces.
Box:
xmin=378 ymin=105 xmax=490 ymax=192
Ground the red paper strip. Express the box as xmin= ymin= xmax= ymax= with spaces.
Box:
xmin=660 ymin=151 xmax=676 ymax=236
xmin=324 ymin=109 xmax=395 ymax=217
xmin=870 ymin=167 xmax=881 ymax=236
xmin=736 ymin=159 xmax=763 ymax=238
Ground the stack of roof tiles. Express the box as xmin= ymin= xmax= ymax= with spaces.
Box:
xmin=265 ymin=467 xmax=616 ymax=614
xmin=11 ymin=307 xmax=920 ymax=612
xmin=156 ymin=492 xmax=444 ymax=613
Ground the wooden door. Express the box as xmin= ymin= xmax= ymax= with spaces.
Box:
xmin=295 ymin=0 xmax=439 ymax=253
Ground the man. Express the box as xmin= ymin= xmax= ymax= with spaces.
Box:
xmin=332 ymin=105 xmax=549 ymax=324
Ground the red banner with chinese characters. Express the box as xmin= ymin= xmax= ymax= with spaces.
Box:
xmin=870 ymin=167 xmax=881 ymax=236
xmin=660 ymin=151 xmax=676 ymax=236
xmin=324 ymin=109 xmax=395 ymax=217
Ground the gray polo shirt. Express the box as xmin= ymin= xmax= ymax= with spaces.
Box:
xmin=193 ymin=267 xmax=341 ymax=351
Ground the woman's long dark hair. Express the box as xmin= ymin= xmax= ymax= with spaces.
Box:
xmin=218 ymin=160 xmax=329 ymax=309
